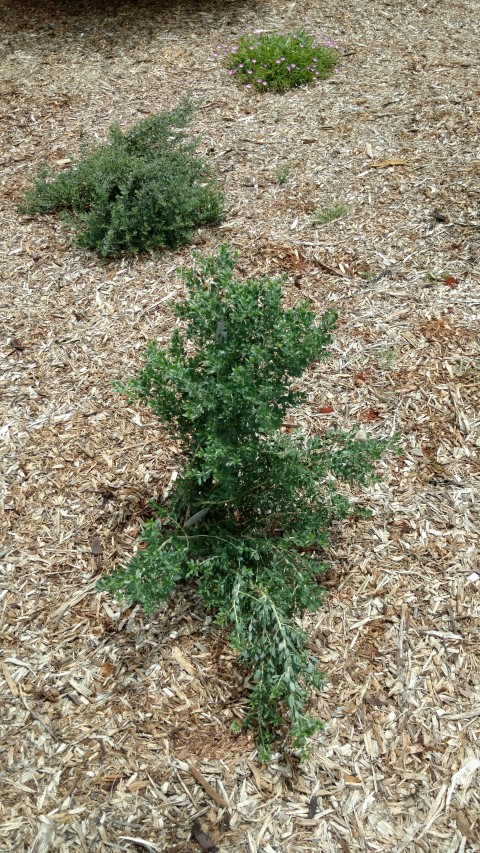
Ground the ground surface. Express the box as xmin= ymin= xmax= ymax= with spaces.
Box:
xmin=1 ymin=1 xmax=479 ymax=851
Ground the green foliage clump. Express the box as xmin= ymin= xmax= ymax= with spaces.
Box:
xmin=275 ymin=165 xmax=292 ymax=185
xmin=19 ymin=101 xmax=224 ymax=258
xmin=312 ymin=203 xmax=349 ymax=225
xmin=220 ymin=28 xmax=339 ymax=93
xmin=98 ymin=246 xmax=392 ymax=759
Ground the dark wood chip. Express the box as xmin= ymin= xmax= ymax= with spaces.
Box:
xmin=90 ymin=537 xmax=103 ymax=556
xmin=218 ymin=812 xmax=231 ymax=831
xmin=308 ymin=793 xmax=318 ymax=818
xmin=432 ymin=208 xmax=449 ymax=223
xmin=191 ymin=821 xmax=219 ymax=852
xmin=8 ymin=337 xmax=25 ymax=351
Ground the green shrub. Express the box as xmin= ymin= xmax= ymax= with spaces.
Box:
xmin=19 ymin=101 xmax=224 ymax=258
xmin=98 ymin=246 xmax=393 ymax=758
xmin=219 ymin=28 xmax=339 ymax=93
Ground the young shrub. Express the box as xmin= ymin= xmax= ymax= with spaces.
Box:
xmin=99 ymin=246 xmax=393 ymax=759
xmin=220 ymin=28 xmax=339 ymax=93
xmin=19 ymin=100 xmax=224 ymax=258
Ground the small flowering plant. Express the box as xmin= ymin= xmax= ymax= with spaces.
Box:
xmin=219 ymin=28 xmax=340 ymax=93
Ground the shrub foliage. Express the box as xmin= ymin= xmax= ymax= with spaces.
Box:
xmin=19 ymin=101 xmax=224 ymax=258
xmin=221 ymin=28 xmax=339 ymax=93
xmin=99 ymin=246 xmax=391 ymax=758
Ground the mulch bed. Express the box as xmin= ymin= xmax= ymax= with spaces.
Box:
xmin=1 ymin=0 xmax=479 ymax=850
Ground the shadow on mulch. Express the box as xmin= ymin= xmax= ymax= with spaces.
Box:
xmin=2 ymin=0 xmax=260 ymax=40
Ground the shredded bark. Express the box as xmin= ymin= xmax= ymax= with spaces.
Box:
xmin=1 ymin=0 xmax=479 ymax=850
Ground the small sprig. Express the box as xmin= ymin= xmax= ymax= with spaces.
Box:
xmin=312 ymin=203 xmax=349 ymax=225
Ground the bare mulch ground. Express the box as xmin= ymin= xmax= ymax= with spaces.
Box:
xmin=1 ymin=1 xmax=479 ymax=850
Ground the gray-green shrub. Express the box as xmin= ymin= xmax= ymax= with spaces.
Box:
xmin=19 ymin=101 xmax=224 ymax=258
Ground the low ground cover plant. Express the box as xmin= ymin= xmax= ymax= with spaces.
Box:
xmin=275 ymin=164 xmax=292 ymax=185
xmin=19 ymin=101 xmax=224 ymax=258
xmin=99 ymin=246 xmax=392 ymax=758
xmin=312 ymin=203 xmax=349 ymax=224
xmin=219 ymin=28 xmax=339 ymax=93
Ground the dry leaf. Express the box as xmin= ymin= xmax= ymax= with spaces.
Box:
xmin=360 ymin=408 xmax=381 ymax=421
xmin=443 ymin=275 xmax=458 ymax=287
xmin=100 ymin=661 xmax=114 ymax=678
xmin=318 ymin=405 xmax=334 ymax=414
xmin=344 ymin=773 xmax=362 ymax=785
xmin=370 ymin=158 xmax=405 ymax=168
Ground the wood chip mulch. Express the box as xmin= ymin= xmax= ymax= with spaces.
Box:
xmin=1 ymin=0 xmax=479 ymax=851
